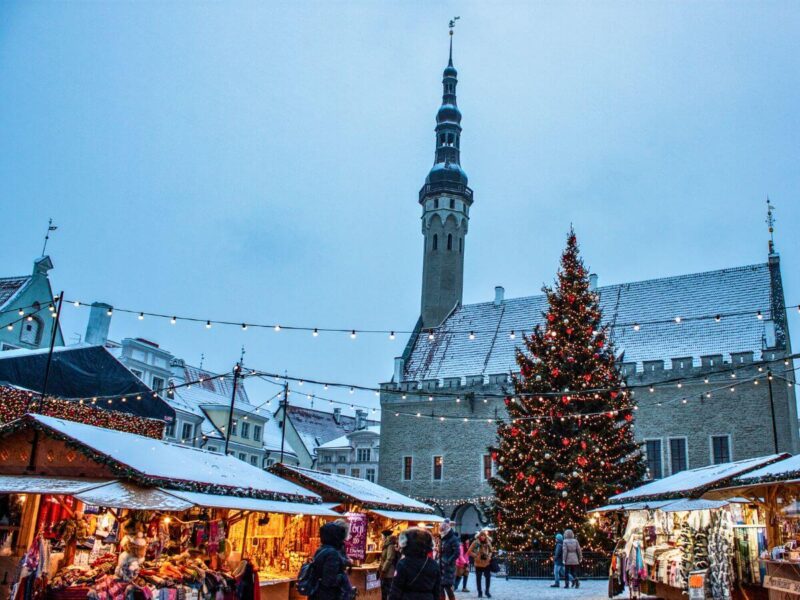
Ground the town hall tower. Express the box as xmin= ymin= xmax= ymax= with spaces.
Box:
xmin=419 ymin=31 xmax=473 ymax=328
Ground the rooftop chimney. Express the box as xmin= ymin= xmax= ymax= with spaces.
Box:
xmin=333 ymin=407 xmax=342 ymax=424
xmin=394 ymin=357 xmax=405 ymax=383
xmin=494 ymin=286 xmax=505 ymax=306
xmin=589 ymin=274 xmax=598 ymax=291
xmin=355 ymin=409 xmax=367 ymax=431
xmin=85 ymin=302 xmax=112 ymax=346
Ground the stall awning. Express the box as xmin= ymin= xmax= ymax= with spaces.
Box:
xmin=589 ymin=500 xmax=679 ymax=513
xmin=659 ymin=499 xmax=730 ymax=513
xmin=369 ymin=509 xmax=444 ymax=523
xmin=74 ymin=482 xmax=194 ymax=511
xmin=0 ymin=475 xmax=114 ymax=495
xmin=166 ymin=490 xmax=340 ymax=517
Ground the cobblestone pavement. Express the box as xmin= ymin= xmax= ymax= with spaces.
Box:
xmin=451 ymin=577 xmax=612 ymax=600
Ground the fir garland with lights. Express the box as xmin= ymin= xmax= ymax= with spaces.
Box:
xmin=489 ymin=230 xmax=645 ymax=552
xmin=0 ymin=386 xmax=164 ymax=438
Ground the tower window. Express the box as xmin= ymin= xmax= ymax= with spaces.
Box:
xmin=447 ymin=234 xmax=453 ymax=250
xmin=449 ymin=199 xmax=455 ymax=209
xmin=434 ymin=198 xmax=439 ymax=209
xmin=439 ymin=133 xmax=446 ymax=145
xmin=459 ymin=238 xmax=463 ymax=253
xmin=432 ymin=234 xmax=438 ymax=251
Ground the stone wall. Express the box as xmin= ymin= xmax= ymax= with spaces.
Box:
xmin=378 ymin=350 xmax=799 ymax=501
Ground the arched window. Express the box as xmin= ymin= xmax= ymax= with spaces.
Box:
xmin=432 ymin=234 xmax=438 ymax=251
xmin=20 ymin=316 xmax=42 ymax=346
xmin=447 ymin=234 xmax=453 ymax=250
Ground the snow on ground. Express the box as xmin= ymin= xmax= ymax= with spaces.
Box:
xmin=452 ymin=578 xmax=611 ymax=600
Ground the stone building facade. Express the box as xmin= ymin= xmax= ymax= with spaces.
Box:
xmin=377 ymin=38 xmax=798 ymax=533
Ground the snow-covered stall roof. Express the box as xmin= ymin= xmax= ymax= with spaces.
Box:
xmin=3 ymin=414 xmax=319 ymax=503
xmin=725 ymin=454 xmax=800 ymax=488
xmin=659 ymin=499 xmax=730 ymax=512
xmin=0 ymin=475 xmax=113 ymax=495
xmin=74 ymin=482 xmax=195 ymax=511
xmin=589 ymin=499 xmax=678 ymax=513
xmin=609 ymin=454 xmax=787 ymax=503
xmin=369 ymin=509 xmax=444 ymax=523
xmin=165 ymin=490 xmax=340 ymax=517
xmin=271 ymin=464 xmax=434 ymax=513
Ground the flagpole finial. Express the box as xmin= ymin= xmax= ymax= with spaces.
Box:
xmin=766 ymin=197 xmax=777 ymax=255
xmin=41 ymin=218 xmax=57 ymax=257
xmin=448 ymin=17 xmax=460 ymax=65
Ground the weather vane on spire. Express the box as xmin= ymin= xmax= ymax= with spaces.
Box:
xmin=449 ymin=16 xmax=460 ymax=35
xmin=41 ymin=218 xmax=57 ymax=256
xmin=766 ymin=197 xmax=777 ymax=255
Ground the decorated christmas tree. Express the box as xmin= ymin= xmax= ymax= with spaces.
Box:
xmin=490 ymin=229 xmax=645 ymax=551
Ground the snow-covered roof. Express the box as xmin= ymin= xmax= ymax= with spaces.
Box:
xmin=725 ymin=454 xmax=800 ymax=487
xmin=0 ymin=276 xmax=31 ymax=310
xmin=318 ymin=426 xmax=380 ymax=450
xmin=0 ymin=475 xmax=113 ymax=495
xmin=165 ymin=490 xmax=340 ymax=517
xmin=74 ymin=482 xmax=195 ymax=511
xmin=369 ymin=509 xmax=444 ymax=523
xmin=610 ymin=454 xmax=787 ymax=503
xmin=403 ymin=263 xmax=774 ymax=381
xmin=272 ymin=464 xmax=434 ymax=512
xmin=6 ymin=414 xmax=319 ymax=502
xmin=286 ymin=406 xmax=379 ymax=455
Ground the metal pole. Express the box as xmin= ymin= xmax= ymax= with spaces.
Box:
xmin=224 ymin=363 xmax=241 ymax=456
xmin=32 ymin=291 xmax=64 ymax=413
xmin=279 ymin=382 xmax=289 ymax=464
xmin=767 ymin=369 xmax=779 ymax=453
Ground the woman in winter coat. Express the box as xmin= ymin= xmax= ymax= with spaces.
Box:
xmin=454 ymin=536 xmax=471 ymax=593
xmin=389 ymin=528 xmax=441 ymax=600
xmin=551 ymin=533 xmax=564 ymax=588
xmin=310 ymin=521 xmax=349 ymax=600
xmin=379 ymin=529 xmax=399 ymax=600
xmin=562 ymin=529 xmax=582 ymax=588
xmin=438 ymin=520 xmax=460 ymax=600
xmin=467 ymin=531 xmax=494 ymax=598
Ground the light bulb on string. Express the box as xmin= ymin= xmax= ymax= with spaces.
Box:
xmin=73 ymin=300 xmax=80 ymax=307
xmin=350 ymin=330 xmax=357 ymax=339
xmin=389 ymin=331 xmax=395 ymax=340
xmin=274 ymin=325 xmax=281 ymax=332
xmin=138 ymin=312 xmax=144 ymax=320
xmin=469 ymin=331 xmax=475 ymax=340
xmin=171 ymin=316 xmax=177 ymax=324
xmin=313 ymin=328 xmax=319 ymax=337
xmin=205 ymin=320 xmax=212 ymax=329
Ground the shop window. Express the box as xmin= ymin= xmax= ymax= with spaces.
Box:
xmin=351 ymin=468 xmax=361 ymax=479
xmin=164 ymin=421 xmax=175 ymax=437
xmin=266 ymin=459 xmax=274 ymax=467
xmin=645 ymin=439 xmax=663 ymax=479
xmin=238 ymin=452 xmax=246 ymax=462
xmin=240 ymin=422 xmax=250 ymax=439
xmin=482 ymin=454 xmax=494 ymax=480
xmin=151 ymin=376 xmax=165 ymax=393
xmin=357 ymin=448 xmax=371 ymax=462
xmin=253 ymin=425 xmax=262 ymax=442
xmin=403 ymin=456 xmax=413 ymax=481
xmin=366 ymin=469 xmax=376 ymax=482
xmin=669 ymin=438 xmax=688 ymax=474
xmin=206 ymin=446 xmax=218 ymax=453
xmin=433 ymin=456 xmax=443 ymax=481
xmin=337 ymin=468 xmax=346 ymax=475
xmin=181 ymin=423 xmax=193 ymax=442
xmin=250 ymin=455 xmax=258 ymax=466
xmin=712 ymin=435 xmax=731 ymax=464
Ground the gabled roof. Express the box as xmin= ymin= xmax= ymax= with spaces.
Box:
xmin=404 ymin=263 xmax=774 ymax=381
xmin=271 ymin=463 xmax=433 ymax=512
xmin=0 ymin=345 xmax=175 ymax=421
xmin=318 ymin=426 xmax=380 ymax=450
xmin=0 ymin=276 xmax=31 ymax=310
xmin=724 ymin=454 xmax=800 ymax=488
xmin=286 ymin=406 xmax=379 ymax=455
xmin=2 ymin=414 xmax=318 ymax=503
xmin=608 ymin=453 xmax=788 ymax=503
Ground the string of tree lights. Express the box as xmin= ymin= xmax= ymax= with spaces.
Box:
xmin=61 ymin=296 xmax=800 ymax=341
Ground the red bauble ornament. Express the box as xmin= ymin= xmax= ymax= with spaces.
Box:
xmin=582 ymin=496 xmax=589 ymax=505
xmin=551 ymin=368 xmax=560 ymax=377
xmin=516 ymin=472 xmax=525 ymax=481
xmin=583 ymin=374 xmax=592 ymax=382
xmin=547 ymin=314 xmax=555 ymax=322
xmin=567 ymin=294 xmax=576 ymax=304
xmin=624 ymin=413 xmax=634 ymax=422
xmin=566 ymin=327 xmax=573 ymax=335
xmin=610 ymin=391 xmax=618 ymax=399
xmin=580 ymin=441 xmax=587 ymax=450
xmin=559 ymin=501 xmax=567 ymax=510
xmin=491 ymin=451 xmax=498 ymax=460
xmin=562 ymin=437 xmax=570 ymax=447
xmin=530 ymin=429 xmax=539 ymax=437
xmin=577 ymin=456 xmax=588 ymax=467
xmin=554 ymin=481 xmax=565 ymax=490
xmin=527 ymin=475 xmax=537 ymax=485
xmin=511 ymin=427 xmax=520 ymax=437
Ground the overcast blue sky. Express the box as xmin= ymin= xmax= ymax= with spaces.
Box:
xmin=2 ymin=1 xmax=798 ymax=413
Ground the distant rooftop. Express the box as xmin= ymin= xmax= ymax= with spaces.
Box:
xmin=287 ymin=406 xmax=379 ymax=455
xmin=403 ymin=263 xmax=776 ymax=382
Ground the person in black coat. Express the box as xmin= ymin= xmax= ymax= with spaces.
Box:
xmin=389 ymin=528 xmax=441 ymax=600
xmin=438 ymin=520 xmax=460 ymax=600
xmin=310 ymin=522 xmax=348 ymax=600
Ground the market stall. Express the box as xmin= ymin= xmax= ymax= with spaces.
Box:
xmin=0 ymin=414 xmax=340 ymax=600
xmin=593 ymin=454 xmax=787 ymax=600
xmin=270 ymin=464 xmax=443 ymax=600
xmin=705 ymin=454 xmax=800 ymax=600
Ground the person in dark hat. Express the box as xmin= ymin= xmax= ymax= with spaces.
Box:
xmin=379 ymin=529 xmax=399 ymax=600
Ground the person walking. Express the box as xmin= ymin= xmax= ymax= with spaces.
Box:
xmin=438 ymin=520 xmax=460 ymax=600
xmin=309 ymin=521 xmax=348 ymax=600
xmin=551 ymin=533 xmax=564 ymax=588
xmin=380 ymin=529 xmax=399 ymax=600
xmin=453 ymin=535 xmax=471 ymax=593
xmin=562 ymin=529 xmax=582 ymax=589
xmin=389 ymin=528 xmax=441 ymax=600
xmin=468 ymin=531 xmax=494 ymax=598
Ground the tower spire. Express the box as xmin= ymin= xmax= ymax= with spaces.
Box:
xmin=448 ymin=16 xmax=458 ymax=66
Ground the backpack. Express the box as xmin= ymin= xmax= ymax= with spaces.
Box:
xmin=296 ymin=560 xmax=317 ymax=597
